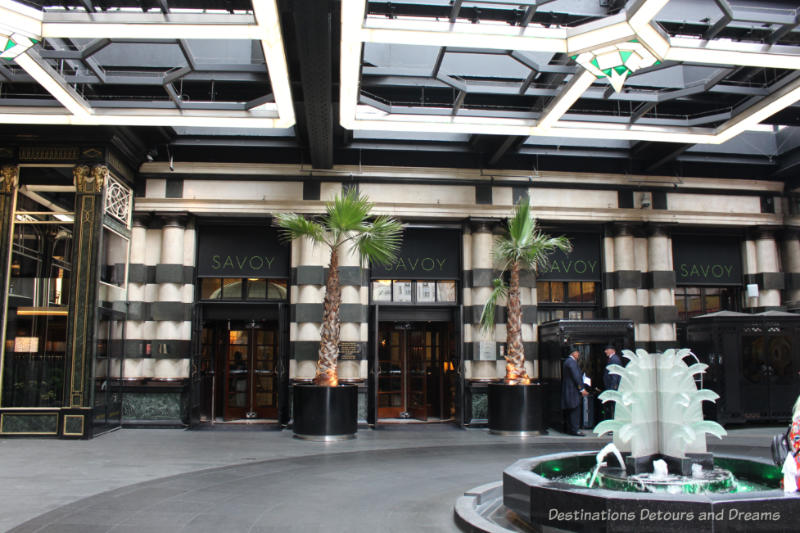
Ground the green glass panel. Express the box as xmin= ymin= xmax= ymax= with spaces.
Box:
xmin=4 ymin=40 xmax=15 ymax=52
xmin=620 ymin=50 xmax=633 ymax=63
xmin=601 ymin=68 xmax=612 ymax=77
xmin=590 ymin=58 xmax=600 ymax=69
xmin=614 ymin=65 xmax=628 ymax=75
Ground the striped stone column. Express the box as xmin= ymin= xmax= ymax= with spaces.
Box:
xmin=647 ymin=226 xmax=677 ymax=351
xmin=520 ymin=268 xmax=537 ymax=378
xmin=291 ymin=236 xmax=325 ymax=380
xmin=781 ymin=228 xmax=800 ymax=308
xmin=462 ymin=223 xmax=473 ymax=372
xmin=337 ymin=238 xmax=368 ymax=381
xmin=633 ymin=231 xmax=650 ymax=349
xmin=606 ymin=224 xmax=646 ymax=331
xmin=152 ymin=216 xmax=191 ymax=380
xmin=467 ymin=220 xmax=498 ymax=380
xmin=125 ymin=217 xmax=149 ymax=379
xmin=744 ymin=228 xmax=783 ymax=310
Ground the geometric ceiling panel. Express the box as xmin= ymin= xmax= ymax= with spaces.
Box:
xmin=341 ymin=0 xmax=800 ymax=144
xmin=0 ymin=0 xmax=294 ymax=129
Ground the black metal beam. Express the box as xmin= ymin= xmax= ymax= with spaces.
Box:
xmin=703 ymin=0 xmax=733 ymax=40
xmin=293 ymin=0 xmax=334 ymax=169
xmin=449 ymin=0 xmax=463 ymax=23
xmin=645 ymin=144 xmax=691 ymax=172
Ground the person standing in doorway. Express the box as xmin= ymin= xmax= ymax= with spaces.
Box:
xmin=603 ymin=344 xmax=622 ymax=419
xmin=562 ymin=346 xmax=589 ymax=436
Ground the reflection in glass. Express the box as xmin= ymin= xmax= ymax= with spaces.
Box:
xmin=372 ymin=280 xmax=392 ymax=302
xmin=201 ymin=278 xmax=221 ymax=299
xmin=393 ymin=280 xmax=412 ymax=302
xmin=417 ymin=281 xmax=436 ymax=303
xmin=3 ymin=185 xmax=74 ymax=408
xmin=550 ymin=282 xmax=564 ymax=303
xmin=567 ymin=281 xmax=582 ymax=303
xmin=267 ymin=279 xmax=287 ymax=299
xmin=201 ymin=278 xmax=287 ymax=300
xmin=537 ymin=281 xmax=551 ymax=302
xmin=437 ymin=281 xmax=456 ymax=302
xmin=222 ymin=278 xmax=242 ymax=299
xmin=248 ymin=278 xmax=267 ymax=299
xmin=582 ymin=282 xmax=596 ymax=303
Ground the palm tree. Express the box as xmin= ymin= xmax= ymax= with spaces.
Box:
xmin=480 ymin=197 xmax=571 ymax=385
xmin=276 ymin=189 xmax=403 ymax=386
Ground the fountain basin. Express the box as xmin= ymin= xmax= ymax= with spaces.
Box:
xmin=503 ymin=451 xmax=800 ymax=532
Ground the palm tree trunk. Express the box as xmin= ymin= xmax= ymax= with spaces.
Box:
xmin=505 ymin=261 xmax=530 ymax=385
xmin=315 ymin=247 xmax=341 ymax=386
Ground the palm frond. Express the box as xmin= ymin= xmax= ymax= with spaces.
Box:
xmin=520 ymin=232 xmax=572 ymax=271
xmin=353 ymin=216 xmax=403 ymax=266
xmin=507 ymin=196 xmax=533 ymax=249
xmin=324 ymin=188 xmax=373 ymax=242
xmin=479 ymin=278 xmax=507 ymax=333
xmin=274 ymin=213 xmax=326 ymax=244
xmin=492 ymin=237 xmax=520 ymax=270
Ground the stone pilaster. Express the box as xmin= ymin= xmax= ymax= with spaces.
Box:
xmin=153 ymin=216 xmax=191 ymax=380
xmin=646 ymin=225 xmax=677 ymax=351
xmin=124 ymin=217 xmax=148 ymax=379
xmin=337 ymin=238 xmax=368 ymax=382
xmin=291 ymin=236 xmax=325 ymax=380
xmin=781 ymin=228 xmax=800 ymax=308
xmin=64 ymin=164 xmax=107 ymax=437
xmin=744 ymin=228 xmax=783 ymax=310
xmin=466 ymin=220 xmax=499 ymax=381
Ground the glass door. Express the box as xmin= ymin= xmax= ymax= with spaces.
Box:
xmin=407 ymin=328 xmax=428 ymax=421
xmin=223 ymin=323 xmax=278 ymax=420
xmin=377 ymin=322 xmax=453 ymax=421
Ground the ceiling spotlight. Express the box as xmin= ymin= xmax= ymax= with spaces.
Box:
xmin=0 ymin=33 xmax=38 ymax=60
xmin=573 ymin=40 xmax=659 ymax=93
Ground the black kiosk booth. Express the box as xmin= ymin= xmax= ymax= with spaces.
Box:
xmin=538 ymin=319 xmax=634 ymax=431
xmin=687 ymin=310 xmax=800 ymax=424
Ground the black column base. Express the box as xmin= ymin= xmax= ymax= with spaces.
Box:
xmin=487 ymin=382 xmax=547 ymax=436
xmin=292 ymin=384 xmax=358 ymax=441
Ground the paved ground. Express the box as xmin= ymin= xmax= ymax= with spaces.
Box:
xmin=0 ymin=424 xmax=784 ymax=533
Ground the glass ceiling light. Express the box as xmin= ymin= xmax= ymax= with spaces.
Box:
xmin=0 ymin=32 xmax=36 ymax=60
xmin=573 ymin=40 xmax=658 ymax=93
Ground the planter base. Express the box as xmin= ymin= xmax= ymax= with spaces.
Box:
xmin=487 ymin=383 xmax=547 ymax=435
xmin=294 ymin=433 xmax=356 ymax=442
xmin=488 ymin=429 xmax=547 ymax=437
xmin=292 ymin=384 xmax=358 ymax=439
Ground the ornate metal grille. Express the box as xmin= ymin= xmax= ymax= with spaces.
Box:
xmin=104 ymin=175 xmax=132 ymax=227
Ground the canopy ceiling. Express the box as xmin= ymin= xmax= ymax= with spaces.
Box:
xmin=1 ymin=0 xmax=800 ymax=180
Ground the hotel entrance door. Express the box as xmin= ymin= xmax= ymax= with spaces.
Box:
xmin=377 ymin=322 xmax=456 ymax=421
xmin=200 ymin=321 xmax=279 ymax=421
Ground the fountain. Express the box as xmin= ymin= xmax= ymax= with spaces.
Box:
xmin=455 ymin=349 xmax=800 ymax=533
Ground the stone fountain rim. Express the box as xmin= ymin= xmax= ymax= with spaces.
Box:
xmin=505 ymin=450 xmax=792 ymax=503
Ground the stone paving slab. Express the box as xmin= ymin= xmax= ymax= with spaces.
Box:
xmin=0 ymin=424 xmax=783 ymax=532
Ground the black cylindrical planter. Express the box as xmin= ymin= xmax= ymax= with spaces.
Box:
xmin=293 ymin=384 xmax=358 ymax=441
xmin=487 ymin=382 xmax=547 ymax=436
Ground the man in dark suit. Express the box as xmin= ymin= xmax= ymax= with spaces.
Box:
xmin=561 ymin=346 xmax=588 ymax=436
xmin=602 ymin=344 xmax=622 ymax=419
